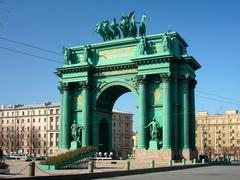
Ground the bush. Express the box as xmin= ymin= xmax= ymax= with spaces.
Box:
xmin=40 ymin=146 xmax=96 ymax=165
xmin=0 ymin=162 xmax=9 ymax=169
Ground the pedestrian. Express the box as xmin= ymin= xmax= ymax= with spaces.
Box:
xmin=0 ymin=147 xmax=3 ymax=161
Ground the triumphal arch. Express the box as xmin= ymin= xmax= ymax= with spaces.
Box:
xmin=56 ymin=13 xmax=201 ymax=161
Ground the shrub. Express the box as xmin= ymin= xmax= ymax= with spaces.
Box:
xmin=40 ymin=146 xmax=96 ymax=165
xmin=0 ymin=161 xmax=9 ymax=169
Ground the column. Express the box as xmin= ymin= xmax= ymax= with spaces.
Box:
xmin=161 ymin=74 xmax=172 ymax=149
xmin=172 ymin=65 xmax=179 ymax=150
xmin=82 ymin=82 xmax=90 ymax=147
xmin=60 ymin=83 xmax=70 ymax=149
xmin=181 ymin=76 xmax=190 ymax=149
xmin=189 ymin=80 xmax=197 ymax=150
xmin=58 ymin=84 xmax=64 ymax=149
xmin=137 ymin=75 xmax=147 ymax=150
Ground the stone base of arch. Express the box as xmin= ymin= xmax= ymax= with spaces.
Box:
xmin=180 ymin=149 xmax=198 ymax=160
xmin=134 ymin=149 xmax=198 ymax=163
xmin=134 ymin=149 xmax=175 ymax=163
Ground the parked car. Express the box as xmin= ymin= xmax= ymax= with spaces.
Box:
xmin=33 ymin=156 xmax=46 ymax=161
xmin=25 ymin=156 xmax=33 ymax=161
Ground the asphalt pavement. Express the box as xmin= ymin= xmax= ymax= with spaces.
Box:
xmin=99 ymin=165 xmax=240 ymax=180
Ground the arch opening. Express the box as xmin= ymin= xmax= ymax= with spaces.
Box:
xmin=96 ymin=85 xmax=137 ymax=159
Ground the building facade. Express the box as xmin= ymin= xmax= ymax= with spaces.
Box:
xmin=112 ymin=110 xmax=133 ymax=159
xmin=0 ymin=103 xmax=133 ymax=157
xmin=196 ymin=110 xmax=240 ymax=160
xmin=0 ymin=102 xmax=60 ymax=157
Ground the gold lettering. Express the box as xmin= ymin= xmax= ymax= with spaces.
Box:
xmin=99 ymin=46 xmax=136 ymax=60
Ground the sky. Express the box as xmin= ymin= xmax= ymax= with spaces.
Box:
xmin=1 ymin=0 xmax=240 ymax=124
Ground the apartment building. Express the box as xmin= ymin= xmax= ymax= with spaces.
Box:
xmin=196 ymin=110 xmax=240 ymax=159
xmin=0 ymin=103 xmax=133 ymax=158
xmin=112 ymin=110 xmax=133 ymax=159
xmin=0 ymin=102 xmax=60 ymax=156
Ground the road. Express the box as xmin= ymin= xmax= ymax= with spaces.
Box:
xmin=100 ymin=165 xmax=240 ymax=180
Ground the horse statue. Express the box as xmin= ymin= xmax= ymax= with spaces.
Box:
xmin=120 ymin=15 xmax=130 ymax=38
xmin=96 ymin=22 xmax=107 ymax=41
xmin=129 ymin=11 xmax=137 ymax=37
xmin=102 ymin=20 xmax=114 ymax=40
xmin=110 ymin=18 xmax=121 ymax=39
xmin=139 ymin=14 xmax=147 ymax=36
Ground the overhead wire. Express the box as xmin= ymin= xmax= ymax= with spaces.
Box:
xmin=196 ymin=90 xmax=240 ymax=104
xmin=0 ymin=36 xmax=62 ymax=55
xmin=0 ymin=46 xmax=62 ymax=64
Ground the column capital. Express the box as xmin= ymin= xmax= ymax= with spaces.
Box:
xmin=58 ymin=82 xmax=69 ymax=93
xmin=79 ymin=81 xmax=90 ymax=90
xmin=160 ymin=73 xmax=171 ymax=82
xmin=179 ymin=73 xmax=191 ymax=82
xmin=189 ymin=79 xmax=197 ymax=89
xmin=136 ymin=75 xmax=147 ymax=84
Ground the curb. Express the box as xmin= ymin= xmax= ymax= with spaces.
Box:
xmin=10 ymin=163 xmax=216 ymax=180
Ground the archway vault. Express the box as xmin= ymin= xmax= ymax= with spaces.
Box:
xmin=96 ymin=81 xmax=138 ymax=112
xmin=56 ymin=32 xmax=201 ymax=161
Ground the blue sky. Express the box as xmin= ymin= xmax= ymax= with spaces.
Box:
xmin=1 ymin=0 xmax=240 ymax=121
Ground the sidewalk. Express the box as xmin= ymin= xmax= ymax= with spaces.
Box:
xmin=0 ymin=159 xmax=208 ymax=179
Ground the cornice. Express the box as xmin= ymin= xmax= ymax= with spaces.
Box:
xmin=55 ymin=65 xmax=91 ymax=77
xmin=131 ymin=54 xmax=175 ymax=65
xmin=182 ymin=55 xmax=201 ymax=71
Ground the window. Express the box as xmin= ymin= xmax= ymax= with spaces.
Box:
xmin=56 ymin=109 xmax=59 ymax=114
xmin=22 ymin=111 xmax=24 ymax=116
xmin=22 ymin=119 xmax=24 ymax=123
xmin=44 ymin=118 xmax=46 ymax=122
xmin=27 ymin=119 xmax=30 ymax=123
xmin=33 ymin=118 xmax=35 ymax=123
xmin=39 ymin=118 xmax=41 ymax=123
xmin=38 ymin=110 xmax=41 ymax=115
xmin=38 ymin=134 xmax=41 ymax=138
xmin=44 ymin=134 xmax=46 ymax=138
xmin=50 ymin=117 xmax=54 ymax=122
xmin=50 ymin=109 xmax=54 ymax=114
xmin=38 ymin=126 xmax=41 ymax=130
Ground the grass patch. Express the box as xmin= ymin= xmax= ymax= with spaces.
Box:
xmin=40 ymin=146 xmax=96 ymax=165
